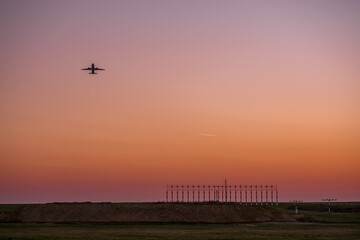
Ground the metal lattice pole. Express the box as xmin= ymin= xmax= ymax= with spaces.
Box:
xmin=208 ymin=186 xmax=211 ymax=202
xmin=225 ymin=179 xmax=227 ymax=202
xmin=245 ymin=185 xmax=247 ymax=205
xmin=198 ymin=186 xmax=200 ymax=202
xmin=234 ymin=185 xmax=237 ymax=202
xmin=176 ymin=186 xmax=179 ymax=202
xmin=187 ymin=186 xmax=190 ymax=202
xmin=214 ymin=186 xmax=216 ymax=201
xmin=203 ymin=185 xmax=205 ymax=202
xmin=255 ymin=185 xmax=258 ymax=205
xmin=221 ymin=186 xmax=224 ymax=202
xmin=240 ymin=185 xmax=243 ymax=204
xmin=171 ymin=186 xmax=173 ymax=202
xmin=182 ymin=186 xmax=184 ymax=202
xmin=192 ymin=186 xmax=195 ymax=202
xmin=250 ymin=185 xmax=253 ymax=205
xmin=266 ymin=185 xmax=268 ymax=205
xmin=229 ymin=186 xmax=232 ymax=202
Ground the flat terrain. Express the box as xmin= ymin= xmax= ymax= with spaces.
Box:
xmin=0 ymin=222 xmax=359 ymax=240
xmin=0 ymin=202 xmax=359 ymax=239
xmin=275 ymin=202 xmax=360 ymax=223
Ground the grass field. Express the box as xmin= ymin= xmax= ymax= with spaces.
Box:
xmin=0 ymin=204 xmax=24 ymax=213
xmin=275 ymin=202 xmax=360 ymax=223
xmin=0 ymin=203 xmax=359 ymax=239
xmin=0 ymin=223 xmax=359 ymax=240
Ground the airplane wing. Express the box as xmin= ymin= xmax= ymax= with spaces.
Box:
xmin=81 ymin=68 xmax=91 ymax=70
xmin=94 ymin=68 xmax=105 ymax=70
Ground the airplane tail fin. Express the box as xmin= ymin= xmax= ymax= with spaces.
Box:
xmin=89 ymin=72 xmax=98 ymax=74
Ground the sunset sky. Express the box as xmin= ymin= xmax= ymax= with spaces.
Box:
xmin=0 ymin=0 xmax=359 ymax=203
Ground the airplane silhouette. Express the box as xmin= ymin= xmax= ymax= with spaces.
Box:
xmin=81 ymin=63 xmax=105 ymax=74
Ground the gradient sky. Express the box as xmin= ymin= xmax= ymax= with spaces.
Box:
xmin=0 ymin=0 xmax=359 ymax=203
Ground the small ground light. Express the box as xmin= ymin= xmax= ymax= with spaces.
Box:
xmin=322 ymin=198 xmax=337 ymax=214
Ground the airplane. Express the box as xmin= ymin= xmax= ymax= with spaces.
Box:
xmin=81 ymin=63 xmax=105 ymax=74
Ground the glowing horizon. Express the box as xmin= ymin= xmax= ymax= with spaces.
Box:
xmin=0 ymin=0 xmax=359 ymax=203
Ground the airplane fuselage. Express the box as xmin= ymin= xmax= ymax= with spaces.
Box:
xmin=89 ymin=63 xmax=95 ymax=74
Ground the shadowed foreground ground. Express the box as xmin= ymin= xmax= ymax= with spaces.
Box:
xmin=0 ymin=203 xmax=359 ymax=239
xmin=0 ymin=223 xmax=359 ymax=240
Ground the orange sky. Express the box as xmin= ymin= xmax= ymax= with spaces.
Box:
xmin=0 ymin=1 xmax=359 ymax=203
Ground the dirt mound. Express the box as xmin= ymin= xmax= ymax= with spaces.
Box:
xmin=1 ymin=202 xmax=295 ymax=223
